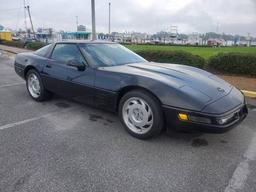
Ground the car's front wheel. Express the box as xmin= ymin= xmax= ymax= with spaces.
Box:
xmin=26 ymin=69 xmax=52 ymax=101
xmin=119 ymin=90 xmax=164 ymax=139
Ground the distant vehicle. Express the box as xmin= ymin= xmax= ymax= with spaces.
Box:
xmin=14 ymin=41 xmax=248 ymax=139
xmin=23 ymin=37 xmax=36 ymax=44
xmin=12 ymin=36 xmax=21 ymax=41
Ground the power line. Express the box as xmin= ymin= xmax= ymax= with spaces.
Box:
xmin=76 ymin=16 xmax=78 ymax=31
xmin=0 ymin=7 xmax=22 ymax=12
xmin=15 ymin=5 xmax=22 ymax=31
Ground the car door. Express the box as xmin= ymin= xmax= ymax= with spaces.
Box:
xmin=41 ymin=43 xmax=95 ymax=105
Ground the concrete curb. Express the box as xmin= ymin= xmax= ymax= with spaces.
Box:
xmin=0 ymin=49 xmax=18 ymax=55
xmin=0 ymin=45 xmax=31 ymax=54
xmin=241 ymin=90 xmax=256 ymax=98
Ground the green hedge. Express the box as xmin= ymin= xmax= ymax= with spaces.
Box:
xmin=136 ymin=50 xmax=205 ymax=68
xmin=25 ymin=42 xmax=47 ymax=50
xmin=0 ymin=40 xmax=46 ymax=50
xmin=0 ymin=40 xmax=25 ymax=48
xmin=208 ymin=53 xmax=256 ymax=76
xmin=122 ymin=43 xmax=212 ymax=48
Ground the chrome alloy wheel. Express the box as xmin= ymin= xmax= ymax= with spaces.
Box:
xmin=122 ymin=97 xmax=153 ymax=134
xmin=27 ymin=73 xmax=41 ymax=98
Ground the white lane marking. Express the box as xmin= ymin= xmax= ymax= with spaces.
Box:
xmin=224 ymin=132 xmax=256 ymax=192
xmin=0 ymin=82 xmax=25 ymax=88
xmin=0 ymin=107 xmax=75 ymax=130
xmin=244 ymin=133 xmax=256 ymax=161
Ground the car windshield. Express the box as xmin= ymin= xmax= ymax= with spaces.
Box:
xmin=79 ymin=43 xmax=147 ymax=66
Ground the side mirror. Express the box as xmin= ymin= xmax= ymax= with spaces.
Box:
xmin=67 ymin=59 xmax=86 ymax=71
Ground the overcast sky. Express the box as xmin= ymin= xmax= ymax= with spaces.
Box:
xmin=0 ymin=0 xmax=256 ymax=36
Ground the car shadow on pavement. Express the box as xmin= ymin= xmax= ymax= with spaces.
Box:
xmin=50 ymin=94 xmax=207 ymax=141
xmin=47 ymin=94 xmax=250 ymax=149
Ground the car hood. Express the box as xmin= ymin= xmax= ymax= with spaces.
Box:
xmin=126 ymin=62 xmax=233 ymax=102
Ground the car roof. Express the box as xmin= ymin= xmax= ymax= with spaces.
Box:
xmin=55 ymin=40 xmax=116 ymax=45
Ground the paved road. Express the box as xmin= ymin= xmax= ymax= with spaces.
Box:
xmin=0 ymin=50 xmax=256 ymax=192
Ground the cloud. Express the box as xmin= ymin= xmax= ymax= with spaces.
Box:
xmin=0 ymin=0 xmax=255 ymax=36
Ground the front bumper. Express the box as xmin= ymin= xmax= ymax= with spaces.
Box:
xmin=163 ymin=103 xmax=248 ymax=133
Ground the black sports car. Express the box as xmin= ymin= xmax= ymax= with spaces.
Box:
xmin=14 ymin=41 xmax=248 ymax=139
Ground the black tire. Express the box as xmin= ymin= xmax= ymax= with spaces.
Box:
xmin=118 ymin=89 xmax=164 ymax=139
xmin=26 ymin=69 xmax=52 ymax=101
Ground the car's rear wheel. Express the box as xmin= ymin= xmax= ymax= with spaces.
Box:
xmin=119 ymin=90 xmax=164 ymax=139
xmin=26 ymin=69 xmax=52 ymax=101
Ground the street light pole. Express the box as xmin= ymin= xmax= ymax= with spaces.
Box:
xmin=91 ymin=0 xmax=96 ymax=40
xmin=23 ymin=0 xmax=27 ymax=37
xmin=108 ymin=2 xmax=111 ymax=34
xmin=26 ymin=5 xmax=36 ymax=39
xmin=76 ymin=16 xmax=78 ymax=31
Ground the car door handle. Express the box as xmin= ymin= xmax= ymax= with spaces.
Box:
xmin=46 ymin=64 xmax=52 ymax=68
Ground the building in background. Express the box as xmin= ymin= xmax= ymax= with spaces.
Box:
xmin=36 ymin=28 xmax=54 ymax=43
xmin=1 ymin=22 xmax=255 ymax=46
xmin=187 ymin=33 xmax=202 ymax=45
xmin=0 ymin=25 xmax=12 ymax=41
xmin=60 ymin=31 xmax=91 ymax=40
xmin=207 ymin=38 xmax=226 ymax=46
xmin=77 ymin=25 xmax=86 ymax=32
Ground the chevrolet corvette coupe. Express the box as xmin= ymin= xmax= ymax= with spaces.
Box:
xmin=14 ymin=41 xmax=248 ymax=139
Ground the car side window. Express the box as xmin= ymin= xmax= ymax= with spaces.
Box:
xmin=51 ymin=44 xmax=85 ymax=64
xmin=35 ymin=44 xmax=51 ymax=57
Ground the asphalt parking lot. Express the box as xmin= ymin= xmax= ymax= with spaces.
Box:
xmin=0 ymin=50 xmax=256 ymax=192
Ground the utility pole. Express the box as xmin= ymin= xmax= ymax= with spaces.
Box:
xmin=247 ymin=33 xmax=251 ymax=47
xmin=108 ymin=2 xmax=111 ymax=34
xmin=26 ymin=5 xmax=36 ymax=39
xmin=23 ymin=0 xmax=27 ymax=37
xmin=216 ymin=22 xmax=220 ymax=34
xmin=76 ymin=16 xmax=78 ymax=31
xmin=91 ymin=0 xmax=96 ymax=40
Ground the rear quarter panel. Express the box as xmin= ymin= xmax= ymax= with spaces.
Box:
xmin=14 ymin=52 xmax=47 ymax=78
